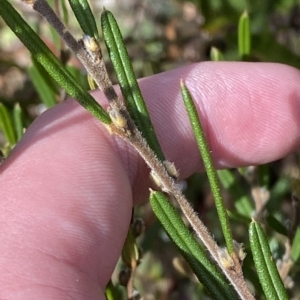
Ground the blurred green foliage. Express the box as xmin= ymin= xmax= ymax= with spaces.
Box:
xmin=1 ymin=0 xmax=300 ymax=299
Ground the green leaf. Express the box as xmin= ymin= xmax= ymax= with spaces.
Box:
xmin=150 ymin=191 xmax=239 ymax=300
xmin=121 ymin=228 xmax=139 ymax=268
xmin=249 ymin=220 xmax=289 ymax=300
xmin=46 ymin=0 xmax=61 ymax=48
xmin=210 ymin=47 xmax=224 ymax=61
xmin=267 ymin=177 xmax=290 ymax=211
xmin=227 ymin=210 xmax=251 ymax=224
xmin=28 ymin=58 xmax=57 ymax=108
xmin=68 ymin=0 xmax=99 ymax=40
xmin=105 ymin=280 xmax=123 ymax=300
xmin=218 ymin=169 xmax=254 ymax=218
xmin=47 ymin=0 xmax=69 ymax=27
xmin=13 ymin=103 xmax=23 ymax=142
xmin=0 ymin=103 xmax=17 ymax=146
xmin=238 ymin=10 xmax=251 ymax=59
xmin=257 ymin=164 xmax=270 ymax=188
xmin=60 ymin=0 xmax=69 ymax=25
xmin=0 ymin=0 xmax=110 ymax=124
xmin=181 ymin=81 xmax=234 ymax=254
xmin=101 ymin=10 xmax=165 ymax=160
xmin=266 ymin=213 xmax=288 ymax=236
xmin=66 ymin=65 xmax=89 ymax=90
xmin=291 ymin=226 xmax=300 ymax=263
xmin=48 ymin=24 xmax=61 ymax=51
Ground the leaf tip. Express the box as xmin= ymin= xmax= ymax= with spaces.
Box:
xmin=242 ymin=10 xmax=249 ymax=18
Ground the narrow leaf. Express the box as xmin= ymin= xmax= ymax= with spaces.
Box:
xmin=291 ymin=226 xmax=300 ymax=263
xmin=257 ymin=164 xmax=270 ymax=188
xmin=218 ymin=169 xmax=253 ymax=218
xmin=68 ymin=0 xmax=99 ymax=40
xmin=181 ymin=81 xmax=234 ymax=254
xmin=28 ymin=59 xmax=57 ymax=108
xmin=0 ymin=0 xmax=110 ymax=124
xmin=227 ymin=210 xmax=251 ymax=224
xmin=150 ymin=191 xmax=239 ymax=300
xmin=121 ymin=228 xmax=139 ymax=268
xmin=238 ymin=10 xmax=251 ymax=59
xmin=13 ymin=103 xmax=23 ymax=142
xmin=249 ymin=220 xmax=289 ymax=300
xmin=66 ymin=65 xmax=89 ymax=90
xmin=48 ymin=24 xmax=61 ymax=51
xmin=60 ymin=0 xmax=69 ymax=25
xmin=210 ymin=47 xmax=224 ymax=61
xmin=46 ymin=0 xmax=61 ymax=48
xmin=101 ymin=10 xmax=165 ymax=160
xmin=0 ymin=103 xmax=17 ymax=146
xmin=267 ymin=177 xmax=290 ymax=211
xmin=105 ymin=280 xmax=123 ymax=300
xmin=266 ymin=213 xmax=288 ymax=236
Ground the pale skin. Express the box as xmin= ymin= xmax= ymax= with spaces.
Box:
xmin=1 ymin=62 xmax=300 ymax=299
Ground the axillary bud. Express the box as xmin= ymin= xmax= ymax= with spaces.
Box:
xmin=108 ymin=107 xmax=127 ymax=129
xmin=82 ymin=35 xmax=100 ymax=53
xmin=163 ymin=160 xmax=179 ymax=179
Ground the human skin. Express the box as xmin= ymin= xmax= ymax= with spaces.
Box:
xmin=0 ymin=62 xmax=300 ymax=299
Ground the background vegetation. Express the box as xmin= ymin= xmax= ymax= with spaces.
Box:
xmin=1 ymin=0 xmax=300 ymax=299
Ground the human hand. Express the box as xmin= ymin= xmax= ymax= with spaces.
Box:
xmin=1 ymin=62 xmax=300 ymax=299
